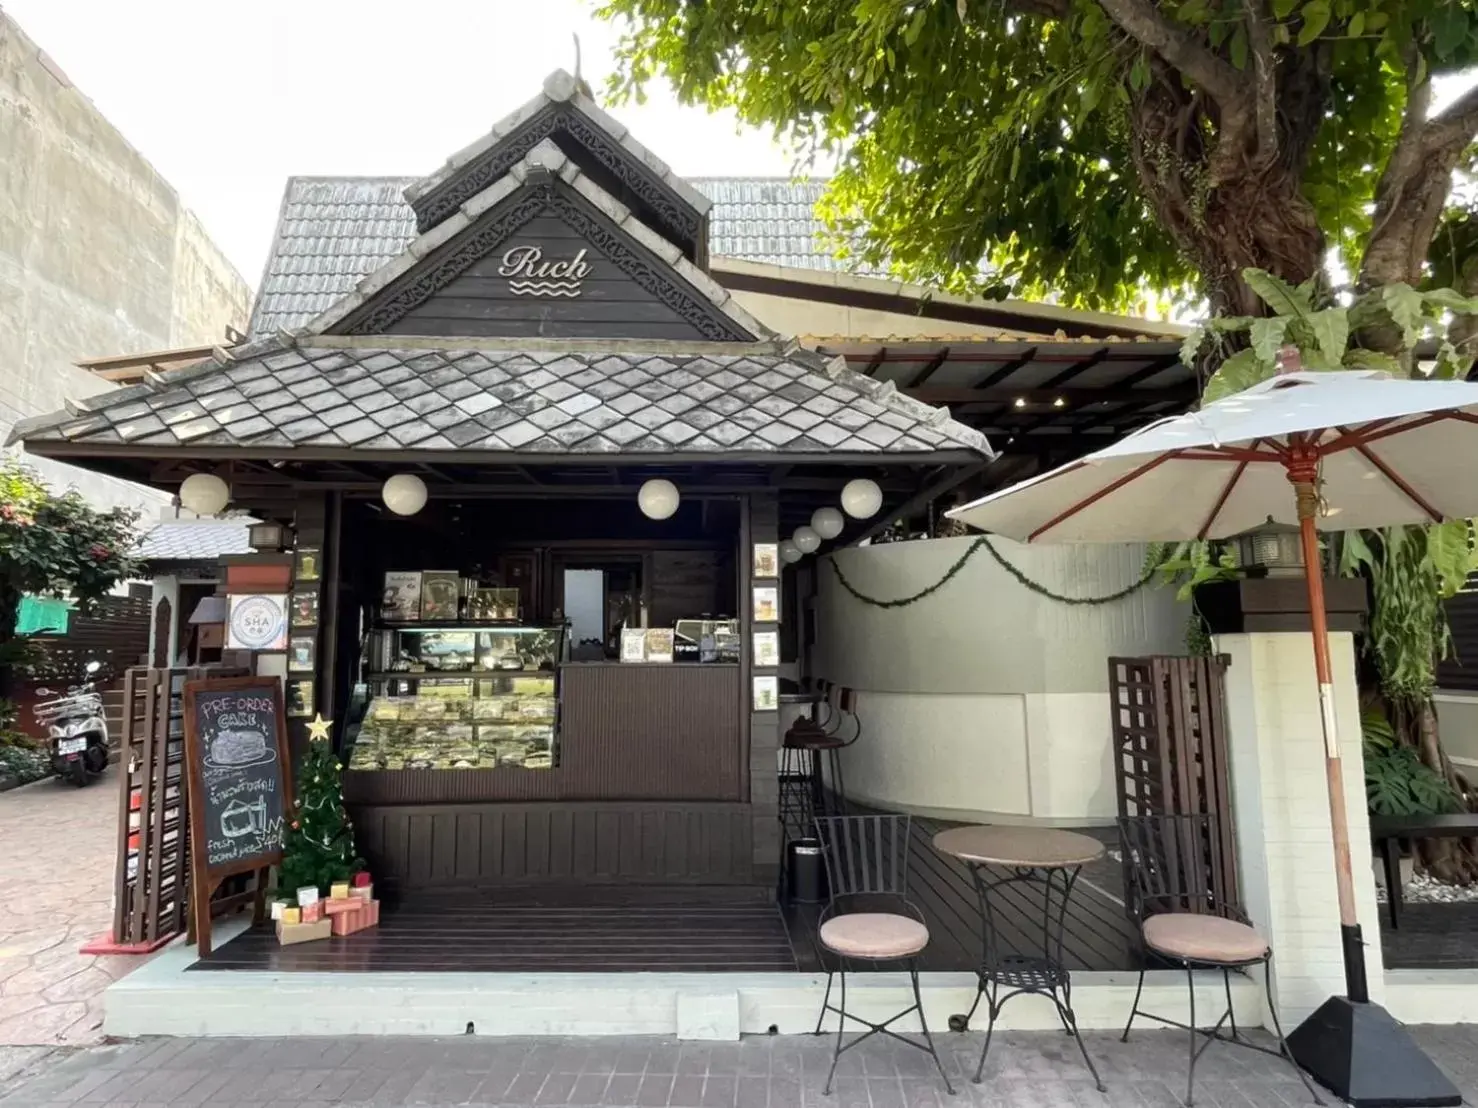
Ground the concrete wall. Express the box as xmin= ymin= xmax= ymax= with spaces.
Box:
xmin=0 ymin=13 xmax=250 ymax=512
xmin=811 ymin=536 xmax=1186 ymax=823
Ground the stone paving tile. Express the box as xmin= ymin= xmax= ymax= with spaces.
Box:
xmin=1 ymin=1026 xmax=1476 ymax=1106
xmin=0 ymin=779 xmax=144 ymax=1047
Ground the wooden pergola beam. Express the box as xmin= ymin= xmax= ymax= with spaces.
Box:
xmin=905 ymin=384 xmax=1194 ymax=407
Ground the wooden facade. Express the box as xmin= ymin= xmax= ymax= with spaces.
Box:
xmin=12 ymin=69 xmax=990 ymax=903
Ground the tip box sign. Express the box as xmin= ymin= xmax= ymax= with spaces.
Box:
xmin=498 ymin=245 xmax=590 ymax=298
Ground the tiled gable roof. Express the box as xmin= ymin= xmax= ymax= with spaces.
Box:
xmin=249 ymin=177 xmax=855 ymax=339
xmin=13 ymin=338 xmax=991 ymax=460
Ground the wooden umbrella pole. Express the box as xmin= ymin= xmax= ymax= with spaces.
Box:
xmin=1294 ymin=476 xmax=1369 ymax=1003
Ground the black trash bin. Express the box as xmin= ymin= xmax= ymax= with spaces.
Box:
xmin=787 ymin=837 xmax=827 ymax=904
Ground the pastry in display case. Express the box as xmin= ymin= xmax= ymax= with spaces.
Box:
xmin=350 ymin=623 xmax=566 ymax=772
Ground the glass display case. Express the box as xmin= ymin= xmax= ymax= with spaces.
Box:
xmin=349 ymin=624 xmax=567 ymax=771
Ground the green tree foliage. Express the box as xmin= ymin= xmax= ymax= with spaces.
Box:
xmin=277 ymin=740 xmax=362 ymax=896
xmin=598 ymin=0 xmax=1478 ymax=315
xmin=0 ymin=459 xmax=141 ymax=695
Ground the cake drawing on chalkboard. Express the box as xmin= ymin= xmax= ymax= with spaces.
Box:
xmin=220 ymin=796 xmax=267 ymax=838
xmin=207 ymin=728 xmax=274 ymax=768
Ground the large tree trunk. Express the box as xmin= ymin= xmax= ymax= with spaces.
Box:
xmin=1126 ymin=70 xmax=1327 ymax=316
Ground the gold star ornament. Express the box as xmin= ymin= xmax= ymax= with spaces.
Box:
xmin=306 ymin=712 xmax=333 ymax=742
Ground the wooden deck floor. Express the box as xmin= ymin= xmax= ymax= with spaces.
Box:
xmin=195 ymin=816 xmax=1143 ymax=974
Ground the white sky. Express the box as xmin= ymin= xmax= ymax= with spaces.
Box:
xmin=8 ymin=1 xmax=1475 ymax=304
xmin=3 ymin=0 xmax=801 ymax=291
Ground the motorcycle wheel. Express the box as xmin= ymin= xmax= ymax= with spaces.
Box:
xmin=69 ymin=759 xmax=88 ymax=787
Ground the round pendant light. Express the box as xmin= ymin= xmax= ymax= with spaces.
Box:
xmin=382 ymin=473 xmax=428 ymax=516
xmin=178 ymin=472 xmax=230 ymax=516
xmin=792 ymin=525 xmax=821 ymax=554
xmin=638 ymin=479 xmax=680 ymax=520
xmin=780 ymin=540 xmax=803 ymax=564
xmin=811 ymin=506 xmax=845 ymax=541
xmin=841 ymin=478 xmax=883 ymax=520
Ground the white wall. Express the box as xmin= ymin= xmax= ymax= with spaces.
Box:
xmin=812 ymin=536 xmax=1186 ymax=823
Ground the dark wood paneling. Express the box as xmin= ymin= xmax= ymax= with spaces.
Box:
xmin=383 ymin=207 xmax=727 ymax=342
xmin=343 ymin=663 xmax=742 ymax=805
xmin=194 ymin=886 xmax=796 ymax=973
xmin=352 ymin=802 xmax=756 ymax=889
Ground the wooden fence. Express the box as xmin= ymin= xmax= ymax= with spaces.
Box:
xmin=108 ymin=664 xmax=246 ymax=951
xmin=1107 ymin=655 xmax=1239 ymax=914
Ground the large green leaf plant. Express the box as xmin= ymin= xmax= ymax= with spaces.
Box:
xmin=1181 ymin=270 xmax=1478 ymax=877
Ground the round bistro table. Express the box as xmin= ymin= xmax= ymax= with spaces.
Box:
xmin=931 ymin=825 xmax=1108 ymax=1089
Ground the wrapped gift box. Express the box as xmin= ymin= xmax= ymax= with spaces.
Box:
xmin=330 ymin=898 xmax=380 ymax=937
xmin=323 ymin=898 xmax=360 ymax=916
xmin=350 ymin=882 xmax=374 ymax=902
xmin=276 ymin=917 xmax=332 ymax=945
xmin=330 ymin=882 xmax=350 ymax=900
xmin=301 ymin=901 xmax=324 ymax=924
xmin=281 ymin=907 xmax=301 ymax=925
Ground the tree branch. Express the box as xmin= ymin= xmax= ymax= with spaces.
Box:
xmin=1245 ymin=0 xmax=1277 ymax=162
xmin=1094 ymin=0 xmax=1245 ymax=107
xmin=1422 ymin=82 xmax=1478 ymax=156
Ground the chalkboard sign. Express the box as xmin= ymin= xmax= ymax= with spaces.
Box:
xmin=182 ymin=675 xmax=293 ymax=957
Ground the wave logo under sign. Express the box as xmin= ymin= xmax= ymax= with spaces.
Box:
xmin=498 ymin=245 xmax=590 ymax=299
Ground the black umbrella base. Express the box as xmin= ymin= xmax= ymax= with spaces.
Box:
xmin=1286 ymin=997 xmax=1461 ymax=1107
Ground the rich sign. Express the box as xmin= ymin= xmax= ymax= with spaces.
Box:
xmin=497 ymin=245 xmax=590 ymax=298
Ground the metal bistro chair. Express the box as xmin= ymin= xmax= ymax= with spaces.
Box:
xmin=1119 ymin=814 xmax=1324 ymax=1108
xmin=811 ymin=814 xmax=954 ymax=1097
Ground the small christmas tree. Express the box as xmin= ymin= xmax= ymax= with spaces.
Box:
xmin=277 ymin=739 xmax=362 ymax=895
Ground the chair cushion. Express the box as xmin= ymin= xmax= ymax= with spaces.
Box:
xmin=1142 ymin=913 xmax=1268 ymax=964
xmin=819 ymin=913 xmax=929 ymax=959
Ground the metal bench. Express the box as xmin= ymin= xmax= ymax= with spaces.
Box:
xmin=1369 ymin=813 xmax=1478 ymax=928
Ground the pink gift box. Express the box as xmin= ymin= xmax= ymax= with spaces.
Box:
xmin=330 ymin=898 xmax=380 ymax=937
xmin=323 ymin=898 xmax=359 ymax=916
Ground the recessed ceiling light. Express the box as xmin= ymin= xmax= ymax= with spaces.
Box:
xmin=1014 ymin=397 xmax=1026 ymax=408
xmin=1053 ymin=397 xmax=1066 ymax=408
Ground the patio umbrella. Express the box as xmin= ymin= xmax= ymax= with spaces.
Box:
xmin=947 ymin=370 xmax=1471 ymax=1107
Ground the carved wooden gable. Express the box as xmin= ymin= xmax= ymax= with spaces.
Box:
xmin=405 ymin=72 xmax=711 ymax=266
xmin=322 ymin=167 xmax=761 ymax=342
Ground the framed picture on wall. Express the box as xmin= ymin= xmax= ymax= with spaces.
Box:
xmin=286 ymin=679 xmax=314 ymax=718
xmin=293 ymin=547 xmax=320 ymax=582
xmin=753 ymin=675 xmax=779 ymax=712
xmin=752 ymin=586 xmax=779 ymax=624
xmin=288 ymin=635 xmax=316 ymax=673
xmin=753 ymin=631 xmax=780 ymax=668
xmin=752 ymin=543 xmax=779 ymax=579
xmin=290 ymin=590 xmax=319 ymax=629
xmin=620 ymin=628 xmax=647 ymax=663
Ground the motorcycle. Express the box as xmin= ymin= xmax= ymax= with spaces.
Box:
xmin=33 ymin=660 xmax=110 ymax=786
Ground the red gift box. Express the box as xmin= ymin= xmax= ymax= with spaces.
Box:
xmin=330 ymin=898 xmax=380 ymax=937
xmin=351 ymin=872 xmax=372 ymax=888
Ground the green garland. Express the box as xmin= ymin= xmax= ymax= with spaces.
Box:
xmin=826 ymin=536 xmax=1156 ymax=609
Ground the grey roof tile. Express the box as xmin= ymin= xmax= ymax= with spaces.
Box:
xmin=136 ymin=519 xmax=253 ymax=562
xmin=20 ymin=342 xmax=988 ymax=460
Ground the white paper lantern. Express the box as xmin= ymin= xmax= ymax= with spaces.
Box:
xmin=792 ymin=525 xmax=821 ymax=554
xmin=178 ymin=472 xmax=229 ymax=516
xmin=811 ymin=506 xmax=845 ymax=540
xmin=638 ymin=478 xmax=680 ymax=520
xmin=382 ymin=473 xmax=428 ymax=516
xmin=780 ymin=540 xmax=803 ymax=564
xmin=841 ymin=478 xmax=883 ymax=520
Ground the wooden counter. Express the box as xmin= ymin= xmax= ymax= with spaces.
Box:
xmin=344 ymin=663 xmax=749 ymax=889
xmin=343 ymin=662 xmax=743 ymax=805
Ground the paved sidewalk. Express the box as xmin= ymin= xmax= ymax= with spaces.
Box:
xmin=0 ymin=777 xmax=139 ymax=1046
xmin=2 ymin=1026 xmax=1475 ymax=1107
